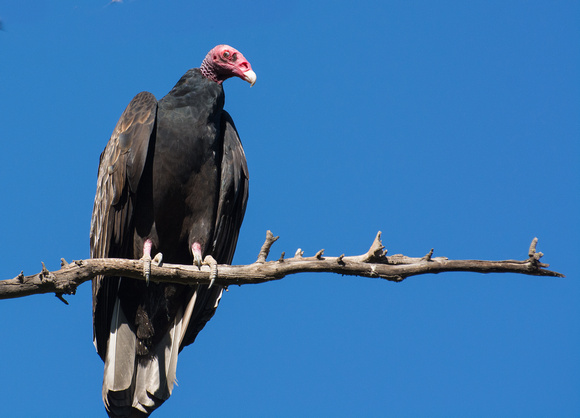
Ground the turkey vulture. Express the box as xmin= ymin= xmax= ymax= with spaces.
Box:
xmin=90 ymin=45 xmax=255 ymax=417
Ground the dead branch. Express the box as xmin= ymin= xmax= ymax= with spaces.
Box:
xmin=0 ymin=231 xmax=564 ymax=302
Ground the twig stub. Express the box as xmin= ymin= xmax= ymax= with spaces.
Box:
xmin=421 ymin=249 xmax=434 ymax=261
xmin=362 ymin=231 xmax=387 ymax=262
xmin=257 ymin=230 xmax=280 ymax=263
xmin=55 ymin=293 xmax=69 ymax=305
xmin=529 ymin=237 xmax=539 ymax=258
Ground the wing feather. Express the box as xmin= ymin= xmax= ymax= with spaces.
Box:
xmin=179 ymin=110 xmax=249 ymax=349
xmin=212 ymin=110 xmax=249 ymax=264
xmin=91 ymin=91 xmax=158 ymax=359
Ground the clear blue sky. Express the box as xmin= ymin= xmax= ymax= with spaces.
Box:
xmin=1 ymin=1 xmax=578 ymax=417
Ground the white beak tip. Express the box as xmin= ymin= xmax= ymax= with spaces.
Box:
xmin=243 ymin=70 xmax=257 ymax=87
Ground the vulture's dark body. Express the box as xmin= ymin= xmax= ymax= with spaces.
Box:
xmin=91 ymin=68 xmax=248 ymax=415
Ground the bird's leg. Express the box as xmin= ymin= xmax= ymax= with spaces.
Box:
xmin=141 ymin=239 xmax=163 ymax=285
xmin=203 ymin=255 xmax=218 ymax=288
xmin=141 ymin=240 xmax=152 ymax=285
xmin=192 ymin=242 xmax=217 ymax=287
xmin=192 ymin=242 xmax=203 ymax=268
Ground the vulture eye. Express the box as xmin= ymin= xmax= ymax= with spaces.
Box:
xmin=223 ymin=51 xmax=230 ymax=58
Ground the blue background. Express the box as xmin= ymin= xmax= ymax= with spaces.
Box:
xmin=1 ymin=1 xmax=578 ymax=416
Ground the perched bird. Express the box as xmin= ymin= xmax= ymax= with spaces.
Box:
xmin=90 ymin=45 xmax=254 ymax=417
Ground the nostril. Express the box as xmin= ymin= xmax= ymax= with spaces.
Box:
xmin=240 ymin=62 xmax=249 ymax=71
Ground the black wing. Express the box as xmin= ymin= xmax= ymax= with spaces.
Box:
xmin=90 ymin=91 xmax=158 ymax=359
xmin=179 ymin=110 xmax=249 ymax=348
xmin=212 ymin=111 xmax=249 ymax=264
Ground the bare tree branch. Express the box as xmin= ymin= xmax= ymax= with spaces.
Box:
xmin=0 ymin=231 xmax=564 ymax=302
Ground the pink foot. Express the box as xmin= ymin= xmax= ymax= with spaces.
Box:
xmin=143 ymin=239 xmax=152 ymax=259
xmin=192 ymin=242 xmax=203 ymax=267
xmin=141 ymin=239 xmax=162 ymax=285
xmin=142 ymin=239 xmax=153 ymax=284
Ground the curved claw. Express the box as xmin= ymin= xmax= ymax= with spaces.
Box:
xmin=193 ymin=252 xmax=203 ymax=268
xmin=203 ymin=255 xmax=218 ymax=288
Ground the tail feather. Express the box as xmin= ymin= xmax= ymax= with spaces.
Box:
xmin=103 ymin=297 xmax=136 ymax=412
xmin=103 ymin=291 xmax=197 ymax=417
xmin=132 ymin=304 xmax=184 ymax=411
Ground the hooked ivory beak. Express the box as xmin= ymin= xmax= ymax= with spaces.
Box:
xmin=243 ymin=69 xmax=257 ymax=87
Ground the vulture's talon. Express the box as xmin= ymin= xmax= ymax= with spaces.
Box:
xmin=203 ymin=255 xmax=218 ymax=288
xmin=193 ymin=253 xmax=203 ymax=268
xmin=141 ymin=239 xmax=155 ymax=285
xmin=141 ymin=253 xmax=152 ymax=286
xmin=192 ymin=242 xmax=203 ymax=268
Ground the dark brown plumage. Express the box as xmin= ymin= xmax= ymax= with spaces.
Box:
xmin=90 ymin=45 xmax=255 ymax=417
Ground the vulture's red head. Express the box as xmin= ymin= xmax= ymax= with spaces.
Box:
xmin=200 ymin=45 xmax=256 ymax=87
